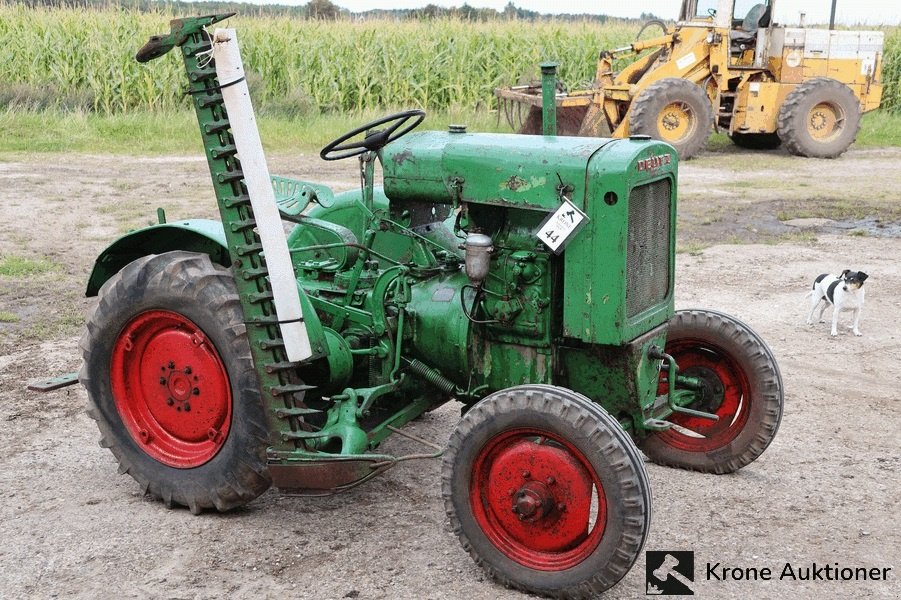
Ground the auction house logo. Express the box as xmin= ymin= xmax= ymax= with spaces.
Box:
xmin=646 ymin=551 xmax=695 ymax=595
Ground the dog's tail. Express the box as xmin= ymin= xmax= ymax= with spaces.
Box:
xmin=804 ymin=290 xmax=813 ymax=299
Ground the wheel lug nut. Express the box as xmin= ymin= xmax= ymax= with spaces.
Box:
xmin=521 ymin=471 xmax=530 ymax=479
xmin=184 ymin=403 xmax=191 ymax=412
xmin=184 ymin=366 xmax=192 ymax=374
xmin=159 ymin=377 xmax=167 ymax=385
xmin=192 ymin=387 xmax=200 ymax=395
xmin=168 ymin=361 xmax=175 ymax=369
xmin=546 ymin=476 xmax=555 ymax=486
xmin=166 ymin=398 xmax=174 ymax=406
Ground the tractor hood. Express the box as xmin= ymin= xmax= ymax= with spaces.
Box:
xmin=382 ymin=131 xmax=616 ymax=212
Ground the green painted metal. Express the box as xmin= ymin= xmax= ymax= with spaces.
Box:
xmin=86 ymin=219 xmax=229 ymax=296
xmin=540 ymin=62 xmax=558 ymax=136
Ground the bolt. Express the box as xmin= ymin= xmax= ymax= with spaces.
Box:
xmin=192 ymin=387 xmax=200 ymax=396
xmin=508 ymin=488 xmax=515 ymax=497
xmin=184 ymin=403 xmax=191 ymax=412
xmin=557 ymin=502 xmax=566 ymax=512
xmin=511 ymin=506 xmax=519 ymax=514
xmin=521 ymin=470 xmax=530 ymax=479
xmin=518 ymin=514 xmax=525 ymax=521
xmin=184 ymin=366 xmax=192 ymax=374
xmin=168 ymin=361 xmax=175 ymax=369
xmin=546 ymin=476 xmax=555 ymax=486
xmin=159 ymin=377 xmax=167 ymax=385
xmin=166 ymin=398 xmax=174 ymax=406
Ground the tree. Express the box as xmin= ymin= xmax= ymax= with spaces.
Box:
xmin=308 ymin=0 xmax=339 ymax=20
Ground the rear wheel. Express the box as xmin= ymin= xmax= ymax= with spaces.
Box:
xmin=777 ymin=78 xmax=861 ymax=158
xmin=443 ymin=384 xmax=651 ymax=598
xmin=79 ymin=251 xmax=272 ymax=513
xmin=729 ymin=131 xmax=781 ymax=149
xmin=639 ymin=309 xmax=783 ymax=473
xmin=630 ymin=78 xmax=714 ymax=159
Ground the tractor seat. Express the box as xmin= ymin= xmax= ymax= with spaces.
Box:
xmin=730 ymin=3 xmax=770 ymax=46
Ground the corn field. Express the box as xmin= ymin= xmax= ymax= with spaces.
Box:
xmin=0 ymin=4 xmax=898 ymax=115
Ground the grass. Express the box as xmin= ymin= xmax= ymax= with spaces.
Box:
xmin=24 ymin=309 xmax=83 ymax=340
xmin=0 ymin=311 xmax=19 ymax=323
xmin=0 ymin=106 xmax=509 ymax=155
xmin=2 ymin=107 xmax=900 ymax=157
xmin=0 ymin=255 xmax=58 ymax=277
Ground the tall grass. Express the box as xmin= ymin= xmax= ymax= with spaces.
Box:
xmin=0 ymin=5 xmax=897 ymax=116
xmin=0 ymin=4 xmax=634 ymax=114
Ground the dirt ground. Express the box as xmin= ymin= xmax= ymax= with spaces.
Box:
xmin=1 ymin=144 xmax=899 ymax=600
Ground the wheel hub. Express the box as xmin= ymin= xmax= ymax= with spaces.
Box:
xmin=470 ymin=429 xmax=606 ymax=570
xmin=511 ymin=480 xmax=555 ymax=522
xmin=681 ymin=365 xmax=725 ymax=413
xmin=110 ymin=310 xmax=232 ymax=468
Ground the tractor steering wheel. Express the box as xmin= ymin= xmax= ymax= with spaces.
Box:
xmin=320 ymin=109 xmax=426 ymax=161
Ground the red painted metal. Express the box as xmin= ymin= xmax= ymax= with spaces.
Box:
xmin=469 ymin=428 xmax=606 ymax=571
xmin=657 ymin=339 xmax=751 ymax=451
xmin=110 ymin=310 xmax=232 ymax=468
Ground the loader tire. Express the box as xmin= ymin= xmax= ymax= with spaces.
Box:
xmin=639 ymin=309 xmax=783 ymax=474
xmin=729 ymin=131 xmax=781 ymax=149
xmin=777 ymin=78 xmax=861 ymax=158
xmin=443 ymin=384 xmax=651 ymax=599
xmin=80 ymin=251 xmax=272 ymax=513
xmin=630 ymin=78 xmax=714 ymax=159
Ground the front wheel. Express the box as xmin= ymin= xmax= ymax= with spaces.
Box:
xmin=443 ymin=384 xmax=651 ymax=599
xmin=639 ymin=309 xmax=783 ymax=473
xmin=629 ymin=78 xmax=714 ymax=159
xmin=79 ymin=251 xmax=272 ymax=513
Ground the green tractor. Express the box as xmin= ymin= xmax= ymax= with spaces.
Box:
xmin=65 ymin=15 xmax=783 ymax=598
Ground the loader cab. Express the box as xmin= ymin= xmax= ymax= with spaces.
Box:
xmin=680 ymin=0 xmax=772 ymax=66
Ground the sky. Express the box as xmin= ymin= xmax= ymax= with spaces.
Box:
xmin=322 ymin=1 xmax=901 ymax=25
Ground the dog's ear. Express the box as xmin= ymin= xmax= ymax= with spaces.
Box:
xmin=858 ymin=272 xmax=869 ymax=281
xmin=841 ymin=269 xmax=851 ymax=277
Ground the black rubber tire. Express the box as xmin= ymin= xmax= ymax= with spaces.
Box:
xmin=639 ymin=309 xmax=783 ymax=474
xmin=777 ymin=78 xmax=862 ymax=158
xmin=630 ymin=78 xmax=714 ymax=159
xmin=443 ymin=384 xmax=651 ymax=599
xmin=79 ymin=251 xmax=272 ymax=513
xmin=729 ymin=131 xmax=782 ymax=149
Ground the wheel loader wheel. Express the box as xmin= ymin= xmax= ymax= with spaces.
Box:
xmin=729 ymin=131 xmax=781 ymax=150
xmin=639 ymin=309 xmax=784 ymax=474
xmin=777 ymin=78 xmax=862 ymax=158
xmin=79 ymin=251 xmax=272 ymax=513
xmin=630 ymin=78 xmax=714 ymax=159
xmin=443 ymin=384 xmax=651 ymax=599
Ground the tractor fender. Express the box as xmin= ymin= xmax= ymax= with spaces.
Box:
xmin=86 ymin=219 xmax=230 ymax=296
xmin=85 ymin=218 xmax=330 ymax=363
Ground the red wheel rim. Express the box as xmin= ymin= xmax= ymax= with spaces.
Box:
xmin=470 ymin=428 xmax=606 ymax=571
xmin=657 ymin=338 xmax=751 ymax=451
xmin=110 ymin=310 xmax=232 ymax=468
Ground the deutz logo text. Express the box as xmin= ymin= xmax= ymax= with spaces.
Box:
xmin=637 ymin=154 xmax=672 ymax=172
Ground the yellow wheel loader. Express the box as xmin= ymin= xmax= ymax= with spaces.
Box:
xmin=496 ymin=0 xmax=884 ymax=158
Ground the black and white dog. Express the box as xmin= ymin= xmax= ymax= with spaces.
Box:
xmin=806 ymin=270 xmax=868 ymax=336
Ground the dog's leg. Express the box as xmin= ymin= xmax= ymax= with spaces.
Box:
xmin=818 ymin=300 xmax=830 ymax=324
xmin=806 ymin=297 xmax=819 ymax=325
xmin=831 ymin=309 xmax=840 ymax=336
xmin=852 ymin=308 xmax=862 ymax=336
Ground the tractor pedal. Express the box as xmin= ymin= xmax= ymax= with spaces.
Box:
xmin=26 ymin=372 xmax=79 ymax=392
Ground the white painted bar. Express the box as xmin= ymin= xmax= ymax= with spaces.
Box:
xmin=212 ymin=28 xmax=312 ymax=362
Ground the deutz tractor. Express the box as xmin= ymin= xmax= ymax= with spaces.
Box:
xmin=496 ymin=0 xmax=884 ymax=159
xmin=55 ymin=15 xmax=784 ymax=598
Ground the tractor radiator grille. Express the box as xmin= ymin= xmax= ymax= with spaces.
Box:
xmin=626 ymin=178 xmax=672 ymax=318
